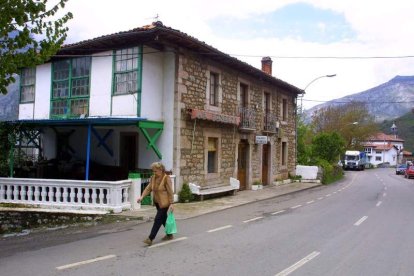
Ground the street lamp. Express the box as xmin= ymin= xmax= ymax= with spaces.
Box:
xmin=299 ymin=74 xmax=336 ymax=114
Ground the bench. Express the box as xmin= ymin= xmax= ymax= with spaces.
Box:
xmin=189 ymin=177 xmax=240 ymax=201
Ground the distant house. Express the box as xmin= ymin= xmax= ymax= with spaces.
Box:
xmin=363 ymin=133 xmax=404 ymax=166
xmin=8 ymin=21 xmax=302 ymax=191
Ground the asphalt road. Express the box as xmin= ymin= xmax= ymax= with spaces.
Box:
xmin=2 ymin=168 xmax=414 ymax=276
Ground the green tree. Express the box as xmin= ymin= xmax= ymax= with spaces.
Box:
xmin=0 ymin=0 xmax=73 ymax=94
xmin=311 ymin=101 xmax=378 ymax=149
xmin=297 ymin=119 xmax=313 ymax=165
xmin=311 ymin=131 xmax=345 ymax=164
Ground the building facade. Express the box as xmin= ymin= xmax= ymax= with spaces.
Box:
xmin=13 ymin=22 xmax=302 ymax=191
xmin=363 ymin=133 xmax=404 ymax=166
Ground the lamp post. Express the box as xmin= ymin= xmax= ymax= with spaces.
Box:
xmin=299 ymin=74 xmax=336 ymax=114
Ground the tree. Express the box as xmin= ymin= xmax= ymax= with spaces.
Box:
xmin=311 ymin=101 xmax=378 ymax=149
xmin=0 ymin=0 xmax=73 ymax=94
xmin=297 ymin=119 xmax=313 ymax=165
xmin=311 ymin=131 xmax=345 ymax=164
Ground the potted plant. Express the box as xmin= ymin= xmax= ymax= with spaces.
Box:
xmin=252 ymin=180 xmax=262 ymax=190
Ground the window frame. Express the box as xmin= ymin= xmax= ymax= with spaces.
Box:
xmin=112 ymin=46 xmax=142 ymax=96
xmin=209 ymin=71 xmax=219 ymax=106
xmin=281 ymin=141 xmax=288 ymax=166
xmin=50 ymin=57 xmax=91 ymax=118
xmin=20 ymin=67 xmax=36 ymax=103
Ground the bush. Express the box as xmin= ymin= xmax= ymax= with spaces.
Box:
xmin=178 ymin=183 xmax=194 ymax=203
xmin=317 ymin=159 xmax=343 ymax=184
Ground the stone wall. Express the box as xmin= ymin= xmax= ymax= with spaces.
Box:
xmin=176 ymin=51 xmax=297 ymax=188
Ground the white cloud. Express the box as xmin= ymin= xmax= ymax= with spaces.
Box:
xmin=60 ymin=0 xmax=414 ymax=109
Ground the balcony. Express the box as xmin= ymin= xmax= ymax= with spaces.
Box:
xmin=239 ymin=107 xmax=256 ymax=132
xmin=263 ymin=113 xmax=279 ymax=134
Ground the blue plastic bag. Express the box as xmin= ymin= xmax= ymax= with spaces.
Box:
xmin=165 ymin=212 xmax=177 ymax=235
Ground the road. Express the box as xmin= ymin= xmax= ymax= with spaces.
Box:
xmin=2 ymin=168 xmax=414 ymax=275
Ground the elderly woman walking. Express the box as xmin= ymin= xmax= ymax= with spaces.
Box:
xmin=137 ymin=162 xmax=174 ymax=246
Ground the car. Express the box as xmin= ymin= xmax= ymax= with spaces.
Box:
xmin=396 ymin=164 xmax=407 ymax=175
xmin=404 ymin=165 xmax=414 ymax=179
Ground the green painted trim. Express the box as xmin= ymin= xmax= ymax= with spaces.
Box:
xmin=110 ymin=49 xmax=115 ymax=116
xmin=50 ymin=58 xmax=91 ymax=118
xmin=138 ymin=120 xmax=164 ymax=159
xmin=137 ymin=45 xmax=143 ymax=117
xmin=19 ymin=67 xmax=36 ymax=104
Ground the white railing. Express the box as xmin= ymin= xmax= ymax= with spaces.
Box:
xmin=0 ymin=178 xmax=134 ymax=213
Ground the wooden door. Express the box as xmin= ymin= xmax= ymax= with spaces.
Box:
xmin=237 ymin=140 xmax=248 ymax=190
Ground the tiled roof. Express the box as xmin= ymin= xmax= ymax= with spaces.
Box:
xmin=57 ymin=21 xmax=302 ymax=94
xmin=368 ymin=132 xmax=404 ymax=142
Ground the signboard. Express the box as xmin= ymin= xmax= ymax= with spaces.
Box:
xmin=255 ymin=136 xmax=268 ymax=144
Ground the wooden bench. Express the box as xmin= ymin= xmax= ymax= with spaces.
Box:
xmin=189 ymin=177 xmax=240 ymax=201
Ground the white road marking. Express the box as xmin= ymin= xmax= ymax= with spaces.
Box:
xmin=149 ymin=237 xmax=188 ymax=248
xmin=325 ymin=194 xmax=331 ymax=197
xmin=56 ymin=255 xmax=116 ymax=270
xmin=333 ymin=192 xmax=337 ymax=194
xmin=243 ymin=216 xmax=263 ymax=223
xmin=291 ymin=205 xmax=302 ymax=209
xmin=354 ymin=216 xmax=368 ymax=226
xmin=306 ymin=200 xmax=315 ymax=204
xmin=272 ymin=210 xmax=286 ymax=215
xmin=317 ymin=197 xmax=324 ymax=200
xmin=275 ymin=251 xmax=320 ymax=276
xmin=207 ymin=225 xmax=233 ymax=233
xmin=384 ymin=187 xmax=388 ymax=190
xmin=383 ymin=193 xmax=387 ymax=197
xmin=376 ymin=201 xmax=382 ymax=207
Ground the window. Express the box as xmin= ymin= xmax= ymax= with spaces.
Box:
xmin=365 ymin=148 xmax=372 ymax=154
xmin=376 ymin=156 xmax=382 ymax=161
xmin=207 ymin=137 xmax=218 ymax=173
xmin=264 ymin=92 xmax=270 ymax=114
xmin=240 ymin=83 xmax=248 ymax=108
xmin=20 ymin=67 xmax=36 ymax=103
xmin=282 ymin=98 xmax=288 ymax=121
xmin=113 ymin=47 xmax=140 ymax=95
xmin=51 ymin=57 xmax=91 ymax=117
xmin=282 ymin=142 xmax=287 ymax=166
xmin=375 ymin=151 xmax=382 ymax=154
xmin=209 ymin=72 xmax=219 ymax=106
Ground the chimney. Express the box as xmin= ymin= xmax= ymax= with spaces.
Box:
xmin=261 ymin=56 xmax=273 ymax=75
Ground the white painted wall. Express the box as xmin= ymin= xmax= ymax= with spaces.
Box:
xmin=89 ymin=51 xmax=112 ymax=117
xmin=19 ymin=103 xmax=34 ymax=119
xmin=111 ymin=94 xmax=137 ymax=116
xmin=33 ymin=63 xmax=51 ymax=119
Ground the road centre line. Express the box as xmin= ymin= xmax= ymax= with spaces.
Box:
xmin=56 ymin=255 xmax=116 ymax=270
xmin=291 ymin=205 xmax=302 ymax=209
xmin=376 ymin=201 xmax=382 ymax=207
xmin=243 ymin=216 xmax=263 ymax=223
xmin=383 ymin=193 xmax=387 ymax=197
xmin=272 ymin=210 xmax=286 ymax=215
xmin=207 ymin=225 xmax=233 ymax=233
xmin=325 ymin=194 xmax=331 ymax=197
xmin=275 ymin=251 xmax=320 ymax=276
xmin=317 ymin=197 xmax=324 ymax=200
xmin=306 ymin=200 xmax=315 ymax=204
xmin=354 ymin=216 xmax=368 ymax=226
xmin=149 ymin=237 xmax=188 ymax=248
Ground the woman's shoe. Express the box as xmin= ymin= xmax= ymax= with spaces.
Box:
xmin=161 ymin=234 xmax=174 ymax=241
xmin=143 ymin=238 xmax=152 ymax=246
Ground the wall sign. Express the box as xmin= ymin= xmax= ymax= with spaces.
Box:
xmin=255 ymin=136 xmax=268 ymax=144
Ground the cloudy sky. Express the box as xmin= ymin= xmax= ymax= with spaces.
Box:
xmin=60 ymin=0 xmax=414 ymax=109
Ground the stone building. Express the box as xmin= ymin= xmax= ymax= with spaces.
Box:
xmin=12 ymin=21 xmax=302 ymax=192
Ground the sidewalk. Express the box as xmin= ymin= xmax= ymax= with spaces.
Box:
xmin=119 ymin=181 xmax=322 ymax=220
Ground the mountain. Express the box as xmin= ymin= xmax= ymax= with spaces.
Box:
xmin=380 ymin=112 xmax=414 ymax=152
xmin=0 ymin=76 xmax=19 ymax=121
xmin=305 ymin=75 xmax=414 ymax=122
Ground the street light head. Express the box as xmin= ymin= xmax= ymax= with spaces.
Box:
xmin=326 ymin=74 xmax=337 ymax=78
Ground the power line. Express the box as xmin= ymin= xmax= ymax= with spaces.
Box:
xmin=303 ymin=99 xmax=414 ymax=104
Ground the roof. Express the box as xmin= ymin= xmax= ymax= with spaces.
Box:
xmin=57 ymin=21 xmax=303 ymax=95
xmin=6 ymin=116 xmax=147 ymax=127
xmin=362 ymin=142 xmax=399 ymax=151
xmin=368 ymin=132 xmax=404 ymax=143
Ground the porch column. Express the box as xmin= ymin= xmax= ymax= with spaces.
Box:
xmin=85 ymin=123 xmax=92 ymax=180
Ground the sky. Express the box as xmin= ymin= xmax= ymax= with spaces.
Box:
xmin=56 ymin=0 xmax=414 ymax=109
